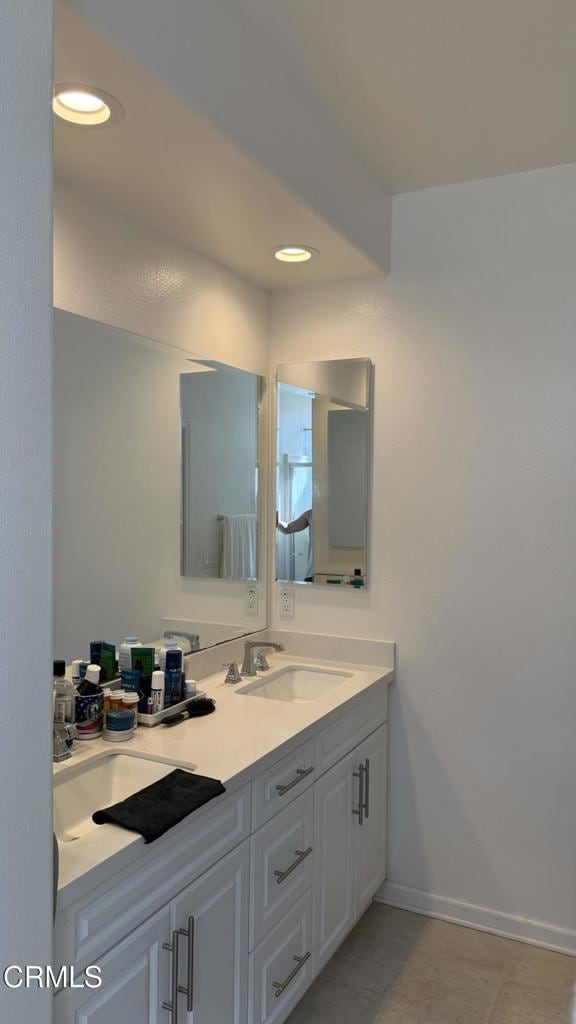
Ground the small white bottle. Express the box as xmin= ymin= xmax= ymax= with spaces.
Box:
xmin=70 ymin=659 xmax=84 ymax=685
xmin=119 ymin=636 xmax=142 ymax=672
xmin=159 ymin=639 xmax=183 ymax=672
xmin=151 ymin=670 xmax=165 ymax=713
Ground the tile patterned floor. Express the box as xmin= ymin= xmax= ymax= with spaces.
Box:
xmin=286 ymin=905 xmax=576 ymax=1024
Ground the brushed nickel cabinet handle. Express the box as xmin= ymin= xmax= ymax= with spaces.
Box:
xmin=352 ymin=764 xmax=365 ymax=826
xmin=162 ymin=929 xmax=180 ymax=1022
xmin=363 ymin=757 xmax=370 ymax=819
xmin=176 ymin=915 xmax=194 ymax=1013
xmin=272 ymin=951 xmax=311 ymax=998
xmin=275 ymin=765 xmax=314 ymax=796
xmin=274 ymin=847 xmax=313 ymax=884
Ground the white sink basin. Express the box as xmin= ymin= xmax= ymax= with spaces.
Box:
xmin=236 ymin=665 xmax=352 ymax=703
xmin=53 ymin=751 xmax=196 ymax=843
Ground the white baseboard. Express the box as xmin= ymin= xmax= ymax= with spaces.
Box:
xmin=376 ymin=881 xmax=576 ymax=957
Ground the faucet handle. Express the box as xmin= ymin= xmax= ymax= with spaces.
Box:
xmin=254 ymin=649 xmax=270 ymax=672
xmin=222 ymin=662 xmax=242 ymax=684
xmin=53 ymin=722 xmax=76 ymax=762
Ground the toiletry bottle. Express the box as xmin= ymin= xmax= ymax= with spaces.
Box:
xmin=160 ymin=641 xmax=184 ymax=706
xmin=53 ymin=660 xmax=75 ymax=724
xmin=119 ymin=636 xmax=142 ymax=672
xmin=151 ymin=670 xmax=165 ymax=713
xmin=122 ymin=691 xmax=139 ymax=725
xmin=183 ymin=678 xmax=197 ymax=699
xmin=70 ymin=659 xmax=83 ymax=685
xmin=159 ymin=638 xmax=183 ymax=672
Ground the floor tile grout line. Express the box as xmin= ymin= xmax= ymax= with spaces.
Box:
xmin=484 ymin=970 xmax=508 ymax=1024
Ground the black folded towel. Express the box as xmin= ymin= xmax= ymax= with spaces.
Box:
xmin=92 ymin=769 xmax=226 ymax=843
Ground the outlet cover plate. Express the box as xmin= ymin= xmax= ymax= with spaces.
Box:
xmin=279 ymin=587 xmax=295 ymax=618
xmin=245 ymin=585 xmax=258 ymax=615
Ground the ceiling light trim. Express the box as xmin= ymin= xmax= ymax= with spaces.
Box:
xmin=53 ymin=84 xmax=124 ymax=127
xmin=273 ymin=245 xmax=319 ymax=263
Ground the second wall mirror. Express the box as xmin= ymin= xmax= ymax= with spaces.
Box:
xmin=275 ymin=358 xmax=372 ymax=588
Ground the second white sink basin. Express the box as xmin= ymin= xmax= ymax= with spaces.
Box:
xmin=54 ymin=751 xmax=196 ymax=844
xmin=236 ymin=665 xmax=352 ymax=703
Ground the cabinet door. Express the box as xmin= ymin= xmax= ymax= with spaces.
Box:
xmin=53 ymin=905 xmax=171 ymax=1024
xmin=354 ymin=724 xmax=388 ymax=914
xmin=170 ymin=840 xmax=249 ymax=1024
xmin=313 ymin=751 xmax=356 ymax=970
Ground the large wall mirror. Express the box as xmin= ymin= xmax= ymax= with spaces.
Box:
xmin=275 ymin=358 xmax=372 ymax=588
xmin=53 ymin=309 xmax=267 ymax=663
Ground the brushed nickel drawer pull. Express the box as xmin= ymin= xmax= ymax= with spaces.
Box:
xmin=275 ymin=766 xmax=314 ymax=796
xmin=176 ymin=915 xmax=194 ymax=1013
xmin=352 ymin=764 xmax=365 ymax=826
xmin=274 ymin=846 xmax=313 ymax=884
xmin=162 ymin=929 xmax=181 ymax=1021
xmin=272 ymin=951 xmax=311 ymax=997
xmin=363 ymin=757 xmax=370 ymax=819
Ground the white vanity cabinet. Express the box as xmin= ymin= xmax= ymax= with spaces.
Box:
xmin=314 ymin=724 xmax=388 ymax=971
xmin=54 ymin=680 xmax=389 ymax=1024
xmin=54 ymin=842 xmax=249 ymax=1024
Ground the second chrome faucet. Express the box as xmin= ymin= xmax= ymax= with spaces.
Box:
xmin=241 ymin=640 xmax=285 ymax=678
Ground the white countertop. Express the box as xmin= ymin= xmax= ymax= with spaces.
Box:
xmin=54 ymin=652 xmax=393 ymax=909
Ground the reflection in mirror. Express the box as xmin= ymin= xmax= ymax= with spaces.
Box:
xmin=53 ymin=309 xmax=266 ymax=663
xmin=180 ymin=365 xmax=261 ymax=581
xmin=276 ymin=359 xmax=371 ymax=588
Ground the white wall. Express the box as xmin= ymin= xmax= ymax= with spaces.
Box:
xmin=270 ymin=163 xmax=576 ymax=952
xmin=0 ymin=3 xmax=53 ymax=1021
xmin=54 ymin=180 xmax=270 ymax=640
xmin=54 ymin=178 xmax=270 ymax=376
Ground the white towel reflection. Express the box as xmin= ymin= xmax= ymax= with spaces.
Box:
xmin=220 ymin=514 xmax=257 ymax=580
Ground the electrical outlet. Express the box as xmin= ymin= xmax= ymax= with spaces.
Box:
xmin=279 ymin=587 xmax=295 ymax=618
xmin=245 ymin=585 xmax=258 ymax=615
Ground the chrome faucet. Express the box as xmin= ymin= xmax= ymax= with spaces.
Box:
xmin=241 ymin=640 xmax=285 ymax=677
xmin=53 ymin=722 xmax=75 ymax=763
xmin=163 ymin=630 xmax=201 ymax=653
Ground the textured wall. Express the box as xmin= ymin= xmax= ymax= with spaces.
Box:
xmin=54 ymin=178 xmax=270 ymax=376
xmin=270 ymin=163 xmax=576 ymax=951
xmin=54 ymin=180 xmax=270 ymax=640
xmin=0 ymin=3 xmax=53 ymax=1021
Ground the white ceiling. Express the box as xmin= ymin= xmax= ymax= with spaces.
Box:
xmin=230 ymin=0 xmax=576 ymax=193
xmin=57 ymin=0 xmax=576 ymax=292
xmin=54 ymin=3 xmax=380 ymax=290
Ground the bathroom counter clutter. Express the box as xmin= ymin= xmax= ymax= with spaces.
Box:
xmin=53 ymin=645 xmax=393 ymax=1024
xmin=54 ymin=651 xmax=393 ymax=908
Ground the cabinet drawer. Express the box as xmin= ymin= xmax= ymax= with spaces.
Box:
xmin=249 ymin=890 xmax=314 ymax=1024
xmin=54 ymin=784 xmax=250 ymax=972
xmin=314 ymin=684 xmax=387 ymax=777
xmin=250 ymin=789 xmax=314 ymax=949
xmin=252 ymin=739 xmax=315 ymax=829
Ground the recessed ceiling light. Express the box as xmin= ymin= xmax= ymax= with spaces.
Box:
xmin=273 ymin=245 xmax=318 ymax=263
xmin=52 ymin=85 xmax=124 ymax=126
